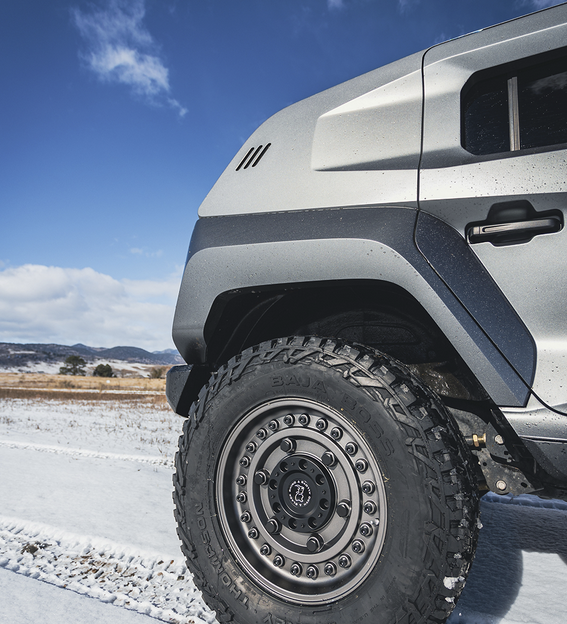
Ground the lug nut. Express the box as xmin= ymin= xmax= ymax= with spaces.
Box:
xmin=306 ymin=565 xmax=319 ymax=580
xmin=236 ymin=475 xmax=247 ymax=486
xmin=266 ymin=518 xmax=281 ymax=535
xmin=239 ymin=456 xmax=250 ymax=468
xmin=330 ymin=427 xmax=343 ymax=440
xmin=273 ymin=555 xmax=285 ymax=568
xmin=256 ymin=428 xmax=268 ymax=440
xmin=360 ymin=523 xmax=373 ymax=537
xmin=307 ymin=534 xmax=323 ymax=553
xmin=283 ymin=414 xmax=295 ymax=426
xmin=246 ymin=441 xmax=257 ymax=453
xmin=355 ymin=458 xmax=368 ymax=473
xmin=236 ymin=492 xmax=247 ymax=503
xmin=316 ymin=418 xmax=328 ymax=431
xmin=337 ymin=500 xmax=351 ymax=518
xmin=363 ymin=501 xmax=377 ymax=515
xmin=280 ymin=438 xmax=296 ymax=453
xmin=260 ymin=544 xmax=272 ymax=556
xmin=240 ymin=511 xmax=251 ymax=523
xmin=268 ymin=419 xmax=279 ymax=431
xmin=298 ymin=414 xmax=310 ymax=426
xmin=338 ymin=554 xmax=351 ymax=569
xmin=345 ymin=442 xmax=358 ymax=456
xmin=248 ymin=528 xmax=259 ymax=539
xmin=324 ymin=562 xmax=337 ymax=577
xmin=362 ymin=480 xmax=375 ymax=494
xmin=254 ymin=469 xmax=270 ymax=485
xmin=322 ymin=451 xmax=337 ymax=467
xmin=290 ymin=562 xmax=302 ymax=577
xmin=352 ymin=539 xmax=365 ymax=554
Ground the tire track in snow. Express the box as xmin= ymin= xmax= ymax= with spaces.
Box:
xmin=0 ymin=438 xmax=173 ymax=467
xmin=0 ymin=517 xmax=217 ymax=624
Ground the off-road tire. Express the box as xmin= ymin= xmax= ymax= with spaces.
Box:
xmin=173 ymin=336 xmax=479 ymax=624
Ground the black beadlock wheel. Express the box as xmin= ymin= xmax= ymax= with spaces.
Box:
xmin=174 ymin=337 xmax=479 ymax=624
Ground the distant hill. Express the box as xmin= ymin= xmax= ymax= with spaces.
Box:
xmin=0 ymin=342 xmax=183 ymax=373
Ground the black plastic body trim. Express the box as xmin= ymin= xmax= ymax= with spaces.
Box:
xmin=415 ymin=211 xmax=536 ymax=387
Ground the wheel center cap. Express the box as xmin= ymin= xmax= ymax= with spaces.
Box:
xmin=288 ymin=480 xmax=312 ymax=508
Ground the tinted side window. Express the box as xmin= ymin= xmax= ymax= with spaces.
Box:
xmin=463 ymin=54 xmax=567 ymax=156
xmin=519 ymin=57 xmax=567 ymax=149
xmin=463 ymin=77 xmax=509 ymax=155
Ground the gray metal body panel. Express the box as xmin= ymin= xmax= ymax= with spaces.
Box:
xmin=198 ymin=52 xmax=424 ymax=218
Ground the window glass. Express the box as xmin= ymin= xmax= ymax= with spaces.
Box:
xmin=462 ymin=53 xmax=567 ymax=156
xmin=463 ymin=77 xmax=509 ymax=155
xmin=519 ymin=57 xmax=567 ymax=149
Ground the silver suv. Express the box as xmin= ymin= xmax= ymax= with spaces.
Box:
xmin=167 ymin=5 xmax=567 ymax=624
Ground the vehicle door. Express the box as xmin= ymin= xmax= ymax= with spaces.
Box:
xmin=418 ymin=5 xmax=567 ymax=413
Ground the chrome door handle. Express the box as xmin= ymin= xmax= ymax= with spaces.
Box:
xmin=467 ymin=216 xmax=561 ymax=245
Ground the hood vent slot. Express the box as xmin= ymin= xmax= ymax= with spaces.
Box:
xmin=236 ymin=143 xmax=271 ymax=171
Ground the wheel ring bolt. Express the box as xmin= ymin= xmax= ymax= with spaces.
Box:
xmin=246 ymin=442 xmax=257 ymax=453
xmin=290 ymin=563 xmax=302 ymax=577
xmin=239 ymin=456 xmax=250 ymax=468
xmin=345 ymin=442 xmax=358 ymax=455
xmin=298 ymin=414 xmax=310 ymax=426
xmin=273 ymin=555 xmax=285 ymax=568
xmin=280 ymin=438 xmax=296 ymax=453
xmin=324 ymin=562 xmax=337 ymax=577
xmin=315 ymin=418 xmax=327 ymax=431
xmin=330 ymin=427 xmax=343 ymax=440
xmin=236 ymin=492 xmax=247 ymax=503
xmin=268 ymin=419 xmax=279 ymax=431
xmin=338 ymin=554 xmax=351 ymax=569
xmin=266 ymin=518 xmax=281 ymax=535
xmin=248 ymin=528 xmax=259 ymax=539
xmin=256 ymin=428 xmax=268 ymax=440
xmin=322 ymin=451 xmax=337 ymax=467
xmin=364 ymin=501 xmax=377 ymax=515
xmin=283 ymin=414 xmax=295 ymax=426
xmin=240 ymin=511 xmax=251 ymax=523
xmin=254 ymin=469 xmax=270 ymax=485
xmin=306 ymin=565 xmax=319 ymax=580
xmin=260 ymin=544 xmax=272 ymax=556
xmin=236 ymin=475 xmax=247 ymax=486
xmin=352 ymin=539 xmax=365 ymax=554
xmin=355 ymin=458 xmax=368 ymax=473
xmin=337 ymin=500 xmax=351 ymax=518
xmin=360 ymin=523 xmax=373 ymax=537
xmin=362 ymin=480 xmax=375 ymax=494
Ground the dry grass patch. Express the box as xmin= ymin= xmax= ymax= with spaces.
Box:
xmin=0 ymin=373 xmax=166 ymax=391
xmin=0 ymin=373 xmax=167 ymax=406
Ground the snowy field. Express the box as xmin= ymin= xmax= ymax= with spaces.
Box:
xmin=0 ymin=397 xmax=566 ymax=624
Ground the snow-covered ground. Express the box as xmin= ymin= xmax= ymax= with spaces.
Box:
xmin=0 ymin=397 xmax=566 ymax=623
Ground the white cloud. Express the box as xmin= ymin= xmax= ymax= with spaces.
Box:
xmin=521 ymin=0 xmax=564 ymax=8
xmin=327 ymin=0 xmax=346 ymax=10
xmin=130 ymin=247 xmax=163 ymax=258
xmin=0 ymin=265 xmax=181 ymax=352
xmin=72 ymin=0 xmax=187 ymax=117
xmin=398 ymin=0 xmax=420 ymax=12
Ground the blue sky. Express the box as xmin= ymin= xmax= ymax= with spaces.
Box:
xmin=0 ymin=0 xmax=562 ymax=351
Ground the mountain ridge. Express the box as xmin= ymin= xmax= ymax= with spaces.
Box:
xmin=0 ymin=342 xmax=183 ymax=371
